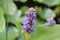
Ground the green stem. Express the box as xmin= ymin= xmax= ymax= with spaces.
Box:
xmin=25 ymin=32 xmax=30 ymax=40
xmin=6 ymin=15 xmax=10 ymax=40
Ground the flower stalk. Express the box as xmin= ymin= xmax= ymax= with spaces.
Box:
xmin=22 ymin=7 xmax=36 ymax=40
xmin=25 ymin=32 xmax=30 ymax=40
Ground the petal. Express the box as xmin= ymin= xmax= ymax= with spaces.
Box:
xmin=45 ymin=22 xmax=51 ymax=25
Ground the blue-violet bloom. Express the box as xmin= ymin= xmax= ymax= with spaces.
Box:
xmin=22 ymin=7 xmax=36 ymax=34
xmin=45 ymin=17 xmax=56 ymax=25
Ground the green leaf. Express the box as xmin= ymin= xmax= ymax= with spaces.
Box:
xmin=9 ymin=10 xmax=22 ymax=30
xmin=44 ymin=9 xmax=56 ymax=19
xmin=21 ymin=6 xmax=29 ymax=16
xmin=0 ymin=30 xmax=6 ymax=40
xmin=36 ymin=7 xmax=45 ymax=20
xmin=33 ymin=0 xmax=43 ymax=3
xmin=19 ymin=17 xmax=24 ymax=23
xmin=36 ymin=0 xmax=60 ymax=6
xmin=35 ymin=19 xmax=45 ymax=27
xmin=10 ymin=10 xmax=22 ymax=19
xmin=37 ymin=0 xmax=43 ymax=3
xmin=17 ymin=30 xmax=24 ymax=40
xmin=30 ymin=24 xmax=60 ymax=40
xmin=0 ymin=16 xmax=5 ymax=32
xmin=0 ymin=7 xmax=5 ymax=33
xmin=19 ymin=0 xmax=27 ymax=3
xmin=43 ymin=0 xmax=60 ymax=6
xmin=1 ymin=0 xmax=17 ymax=15
xmin=10 ymin=19 xmax=22 ymax=30
xmin=0 ymin=7 xmax=4 ymax=15
xmin=0 ymin=7 xmax=6 ymax=40
xmin=37 ymin=8 xmax=56 ymax=20
xmin=7 ymin=26 xmax=18 ymax=40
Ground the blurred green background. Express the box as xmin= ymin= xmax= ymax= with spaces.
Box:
xmin=0 ymin=0 xmax=60 ymax=40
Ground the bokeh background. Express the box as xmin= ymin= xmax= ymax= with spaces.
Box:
xmin=0 ymin=0 xmax=60 ymax=40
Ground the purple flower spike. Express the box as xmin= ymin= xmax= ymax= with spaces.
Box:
xmin=22 ymin=7 xmax=36 ymax=34
xmin=46 ymin=17 xmax=56 ymax=25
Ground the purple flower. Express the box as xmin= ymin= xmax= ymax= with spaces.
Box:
xmin=22 ymin=7 xmax=36 ymax=34
xmin=45 ymin=17 xmax=56 ymax=25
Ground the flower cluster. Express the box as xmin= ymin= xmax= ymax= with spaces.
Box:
xmin=46 ymin=17 xmax=56 ymax=25
xmin=22 ymin=7 xmax=36 ymax=34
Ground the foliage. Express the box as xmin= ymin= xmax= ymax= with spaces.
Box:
xmin=0 ymin=0 xmax=60 ymax=40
